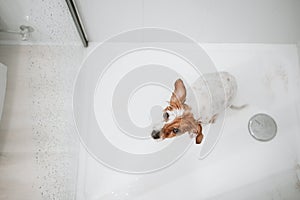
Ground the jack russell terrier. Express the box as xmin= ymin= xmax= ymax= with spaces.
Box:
xmin=151 ymin=72 xmax=243 ymax=144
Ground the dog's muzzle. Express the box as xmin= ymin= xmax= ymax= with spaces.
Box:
xmin=151 ymin=130 xmax=161 ymax=139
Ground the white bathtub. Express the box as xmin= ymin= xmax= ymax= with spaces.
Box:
xmin=74 ymin=43 xmax=300 ymax=200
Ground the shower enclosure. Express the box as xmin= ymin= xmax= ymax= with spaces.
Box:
xmin=0 ymin=0 xmax=300 ymax=199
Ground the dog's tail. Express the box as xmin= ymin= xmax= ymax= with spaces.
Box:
xmin=230 ymin=104 xmax=248 ymax=110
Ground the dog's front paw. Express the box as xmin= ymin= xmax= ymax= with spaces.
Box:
xmin=196 ymin=133 xmax=203 ymax=144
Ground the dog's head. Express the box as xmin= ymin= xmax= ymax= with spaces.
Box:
xmin=151 ymin=79 xmax=203 ymax=144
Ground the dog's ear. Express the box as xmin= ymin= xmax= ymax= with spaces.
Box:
xmin=170 ymin=79 xmax=186 ymax=106
xmin=195 ymin=124 xmax=203 ymax=144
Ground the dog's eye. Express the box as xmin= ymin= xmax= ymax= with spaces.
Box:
xmin=173 ymin=128 xmax=180 ymax=134
xmin=163 ymin=112 xmax=169 ymax=120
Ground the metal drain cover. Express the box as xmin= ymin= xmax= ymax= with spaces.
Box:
xmin=248 ymin=113 xmax=277 ymax=141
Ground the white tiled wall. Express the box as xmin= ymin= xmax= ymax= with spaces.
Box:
xmin=0 ymin=45 xmax=83 ymax=199
xmin=76 ymin=0 xmax=300 ymax=43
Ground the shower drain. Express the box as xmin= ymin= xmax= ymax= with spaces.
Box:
xmin=248 ymin=113 xmax=277 ymax=141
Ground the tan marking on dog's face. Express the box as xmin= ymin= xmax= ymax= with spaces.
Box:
xmin=160 ymin=109 xmax=204 ymax=144
xmin=152 ymin=79 xmax=204 ymax=144
xmin=161 ymin=110 xmax=198 ymax=139
xmin=159 ymin=79 xmax=201 ymax=140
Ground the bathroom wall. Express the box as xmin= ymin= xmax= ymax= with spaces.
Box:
xmin=0 ymin=45 xmax=83 ymax=199
xmin=1 ymin=0 xmax=300 ymax=44
xmin=0 ymin=0 xmax=80 ymax=45
xmin=76 ymin=0 xmax=300 ymax=43
xmin=0 ymin=0 xmax=84 ymax=199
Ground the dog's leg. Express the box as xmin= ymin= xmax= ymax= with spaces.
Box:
xmin=196 ymin=133 xmax=203 ymax=144
xmin=195 ymin=124 xmax=203 ymax=144
xmin=209 ymin=114 xmax=218 ymax=124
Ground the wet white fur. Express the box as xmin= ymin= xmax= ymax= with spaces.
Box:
xmin=164 ymin=109 xmax=184 ymax=124
xmin=153 ymin=72 xmax=237 ymax=130
xmin=187 ymin=72 xmax=237 ymax=123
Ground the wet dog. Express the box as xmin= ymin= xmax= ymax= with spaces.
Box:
xmin=151 ymin=72 xmax=239 ymax=144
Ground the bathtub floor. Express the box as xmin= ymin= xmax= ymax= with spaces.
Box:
xmin=76 ymin=44 xmax=300 ymax=200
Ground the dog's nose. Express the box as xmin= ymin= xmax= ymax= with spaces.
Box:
xmin=151 ymin=130 xmax=160 ymax=139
